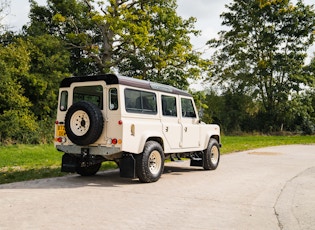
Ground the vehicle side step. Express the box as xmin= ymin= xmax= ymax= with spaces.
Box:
xmin=170 ymin=154 xmax=183 ymax=162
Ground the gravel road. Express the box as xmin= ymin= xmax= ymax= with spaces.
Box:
xmin=0 ymin=144 xmax=314 ymax=230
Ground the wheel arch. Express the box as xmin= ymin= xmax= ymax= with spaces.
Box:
xmin=137 ymin=133 xmax=165 ymax=154
xmin=211 ymin=135 xmax=221 ymax=147
xmin=202 ymin=133 xmax=221 ymax=150
xmin=146 ymin=136 xmax=164 ymax=151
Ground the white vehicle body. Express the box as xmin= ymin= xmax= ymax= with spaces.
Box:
xmin=55 ymin=74 xmax=221 ymax=182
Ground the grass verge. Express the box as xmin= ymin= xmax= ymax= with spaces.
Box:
xmin=0 ymin=135 xmax=314 ymax=184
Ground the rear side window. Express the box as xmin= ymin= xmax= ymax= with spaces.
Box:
xmin=73 ymin=85 xmax=103 ymax=109
xmin=181 ymin=98 xmax=196 ymax=118
xmin=125 ymin=89 xmax=157 ymax=114
xmin=60 ymin=91 xmax=68 ymax=111
xmin=109 ymin=88 xmax=118 ymax=110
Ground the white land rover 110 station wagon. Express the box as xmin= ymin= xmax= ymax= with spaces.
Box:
xmin=54 ymin=74 xmax=221 ymax=183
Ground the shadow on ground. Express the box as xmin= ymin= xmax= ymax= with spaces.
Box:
xmin=0 ymin=161 xmax=203 ymax=189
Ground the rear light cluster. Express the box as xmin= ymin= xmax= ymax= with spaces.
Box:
xmin=107 ymin=120 xmax=123 ymax=145
xmin=56 ymin=137 xmax=67 ymax=143
xmin=107 ymin=138 xmax=122 ymax=145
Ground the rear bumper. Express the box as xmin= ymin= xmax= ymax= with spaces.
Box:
xmin=56 ymin=144 xmax=121 ymax=157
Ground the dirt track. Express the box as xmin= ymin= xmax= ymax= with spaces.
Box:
xmin=0 ymin=144 xmax=315 ymax=230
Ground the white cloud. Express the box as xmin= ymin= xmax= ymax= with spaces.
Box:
xmin=177 ymin=0 xmax=231 ymax=53
xmin=4 ymin=0 xmax=46 ymax=31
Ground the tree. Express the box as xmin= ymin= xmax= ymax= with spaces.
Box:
xmin=26 ymin=0 xmax=210 ymax=89
xmin=22 ymin=35 xmax=71 ymax=120
xmin=116 ymin=0 xmax=211 ymax=89
xmin=0 ymin=30 xmax=71 ymax=143
xmin=208 ymin=0 xmax=315 ymax=132
xmin=0 ymin=39 xmax=38 ymax=143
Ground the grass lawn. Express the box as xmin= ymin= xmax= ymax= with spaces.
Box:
xmin=0 ymin=135 xmax=314 ymax=184
xmin=220 ymin=135 xmax=315 ymax=154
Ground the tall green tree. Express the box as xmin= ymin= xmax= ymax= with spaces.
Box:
xmin=23 ymin=35 xmax=71 ymax=120
xmin=26 ymin=0 xmax=210 ymax=89
xmin=116 ymin=0 xmax=210 ymax=89
xmin=0 ymin=39 xmax=38 ymax=143
xmin=208 ymin=0 xmax=315 ymax=131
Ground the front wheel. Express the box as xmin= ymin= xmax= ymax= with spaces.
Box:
xmin=136 ymin=141 xmax=165 ymax=183
xmin=203 ymin=138 xmax=220 ymax=170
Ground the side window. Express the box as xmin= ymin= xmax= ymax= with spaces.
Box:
xmin=162 ymin=95 xmax=177 ymax=117
xmin=60 ymin=91 xmax=68 ymax=111
xmin=181 ymin=98 xmax=196 ymax=118
xmin=109 ymin=88 xmax=118 ymax=110
xmin=125 ymin=89 xmax=157 ymax=114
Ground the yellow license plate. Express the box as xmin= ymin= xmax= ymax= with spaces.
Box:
xmin=57 ymin=125 xmax=66 ymax=136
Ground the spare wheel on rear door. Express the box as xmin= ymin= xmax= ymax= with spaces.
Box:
xmin=65 ymin=101 xmax=104 ymax=146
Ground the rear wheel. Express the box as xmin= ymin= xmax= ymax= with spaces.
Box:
xmin=203 ymin=138 xmax=220 ymax=170
xmin=136 ymin=141 xmax=165 ymax=183
xmin=76 ymin=163 xmax=102 ymax=176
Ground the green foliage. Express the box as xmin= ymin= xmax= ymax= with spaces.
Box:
xmin=208 ymin=0 xmax=315 ymax=132
xmin=26 ymin=0 xmax=208 ymax=89
xmin=0 ymin=34 xmax=70 ymax=144
xmin=2 ymin=0 xmax=206 ymax=143
xmin=0 ymin=109 xmax=38 ymax=144
xmin=116 ymin=0 xmax=211 ymax=89
xmin=284 ymin=90 xmax=315 ymax=134
xmin=24 ymin=35 xmax=71 ymax=119
xmin=0 ymin=40 xmax=37 ymax=143
xmin=202 ymin=90 xmax=258 ymax=134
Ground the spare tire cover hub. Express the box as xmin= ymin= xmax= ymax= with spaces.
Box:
xmin=70 ymin=110 xmax=91 ymax=136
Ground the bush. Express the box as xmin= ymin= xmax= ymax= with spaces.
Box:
xmin=0 ymin=109 xmax=39 ymax=144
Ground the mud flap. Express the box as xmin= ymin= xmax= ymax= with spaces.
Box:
xmin=190 ymin=157 xmax=203 ymax=167
xmin=119 ymin=153 xmax=136 ymax=178
xmin=61 ymin=153 xmax=78 ymax=173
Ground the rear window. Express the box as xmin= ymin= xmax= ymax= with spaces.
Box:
xmin=73 ymin=85 xmax=103 ymax=109
xmin=125 ymin=89 xmax=157 ymax=114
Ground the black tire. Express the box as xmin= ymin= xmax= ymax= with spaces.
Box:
xmin=76 ymin=163 xmax=102 ymax=176
xmin=203 ymin=138 xmax=220 ymax=170
xmin=65 ymin=101 xmax=104 ymax=146
xmin=136 ymin=141 xmax=165 ymax=183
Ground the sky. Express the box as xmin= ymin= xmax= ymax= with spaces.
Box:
xmin=3 ymin=0 xmax=315 ymax=90
xmin=4 ymin=0 xmax=231 ymax=57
